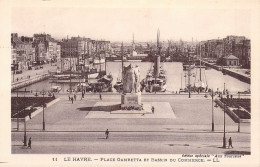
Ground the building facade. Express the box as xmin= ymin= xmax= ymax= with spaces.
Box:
xmin=11 ymin=33 xmax=35 ymax=70
xmin=33 ymin=33 xmax=60 ymax=63
xmin=223 ymin=55 xmax=239 ymax=66
xmin=196 ymin=35 xmax=250 ymax=68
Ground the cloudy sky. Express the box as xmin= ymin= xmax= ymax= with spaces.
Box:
xmin=11 ymin=7 xmax=251 ymax=42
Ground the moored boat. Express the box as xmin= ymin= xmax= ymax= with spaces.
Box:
xmin=141 ymin=29 xmax=167 ymax=92
xmin=51 ymin=86 xmax=62 ymax=92
xmin=183 ymin=62 xmax=195 ymax=70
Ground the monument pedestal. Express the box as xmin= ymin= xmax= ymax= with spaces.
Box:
xmin=121 ymin=92 xmax=142 ymax=110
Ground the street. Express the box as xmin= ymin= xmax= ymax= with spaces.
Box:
xmin=12 ymin=131 xmax=250 ymax=154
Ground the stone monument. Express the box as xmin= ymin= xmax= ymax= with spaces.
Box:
xmin=121 ymin=64 xmax=142 ymax=110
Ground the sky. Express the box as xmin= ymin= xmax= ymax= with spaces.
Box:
xmin=11 ymin=7 xmax=251 ymax=42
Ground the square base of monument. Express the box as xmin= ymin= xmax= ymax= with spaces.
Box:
xmin=85 ymin=102 xmax=176 ymax=119
xmin=121 ymin=93 xmax=141 ymax=108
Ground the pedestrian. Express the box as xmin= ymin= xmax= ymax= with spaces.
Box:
xmin=81 ymin=92 xmax=84 ymax=100
xmin=27 ymin=137 xmax=32 ymax=149
xmin=99 ymin=93 xmax=102 ymax=100
xmin=151 ymin=106 xmax=154 ymax=114
xmin=228 ymin=137 xmax=233 ymax=148
xmin=105 ymin=129 xmax=109 ymax=139
xmin=74 ymin=94 xmax=77 ymax=101
xmin=68 ymin=95 xmax=71 ymax=101
xmin=71 ymin=97 xmax=74 ymax=104
xmin=29 ymin=111 xmax=32 ymax=119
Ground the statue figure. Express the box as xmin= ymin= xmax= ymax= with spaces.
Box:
xmin=122 ymin=64 xmax=141 ymax=93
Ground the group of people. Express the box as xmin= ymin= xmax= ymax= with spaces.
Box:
xmin=68 ymin=91 xmax=103 ymax=103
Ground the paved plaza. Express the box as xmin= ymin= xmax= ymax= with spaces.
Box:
xmin=86 ymin=102 xmax=176 ymax=119
xmin=11 ymin=94 xmax=250 ymax=154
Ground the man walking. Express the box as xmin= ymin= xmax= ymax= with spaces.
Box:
xmin=29 ymin=112 xmax=32 ymax=119
xmin=27 ymin=137 xmax=32 ymax=149
xmin=105 ymin=129 xmax=109 ymax=139
xmin=81 ymin=92 xmax=84 ymax=100
xmin=99 ymin=93 xmax=102 ymax=100
xmin=228 ymin=137 xmax=233 ymax=148
xmin=71 ymin=97 xmax=74 ymax=104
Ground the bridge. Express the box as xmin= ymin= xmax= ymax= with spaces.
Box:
xmin=106 ymin=56 xmax=147 ymax=61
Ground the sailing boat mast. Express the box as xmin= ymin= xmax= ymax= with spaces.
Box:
xmin=121 ymin=42 xmax=124 ymax=80
xmin=155 ymin=29 xmax=160 ymax=77
xmin=105 ymin=48 xmax=107 ymax=74
xmin=84 ymin=40 xmax=86 ymax=80
xmin=199 ymin=43 xmax=202 ymax=81
xmin=181 ymin=72 xmax=182 ymax=89
xmin=69 ymin=36 xmax=72 ymax=92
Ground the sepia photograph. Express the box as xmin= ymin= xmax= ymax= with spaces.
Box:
xmin=1 ymin=0 xmax=260 ymax=166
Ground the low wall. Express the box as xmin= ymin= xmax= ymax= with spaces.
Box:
xmin=215 ymin=99 xmax=250 ymax=123
xmin=24 ymin=98 xmax=60 ymax=121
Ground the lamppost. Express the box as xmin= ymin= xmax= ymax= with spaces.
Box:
xmin=187 ymin=66 xmax=192 ymax=98
xmin=41 ymin=89 xmax=46 ymax=130
xmin=223 ymin=82 xmax=226 ymax=95
xmin=211 ymin=89 xmax=215 ymax=131
xmin=223 ymin=97 xmax=227 ymax=148
xmin=23 ymin=100 xmax=27 ymax=146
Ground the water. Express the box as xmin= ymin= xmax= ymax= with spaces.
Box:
xmin=16 ymin=62 xmax=250 ymax=93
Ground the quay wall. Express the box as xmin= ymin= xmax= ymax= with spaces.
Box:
xmin=222 ymin=68 xmax=250 ymax=84
xmin=11 ymin=73 xmax=50 ymax=91
xmin=201 ymin=60 xmax=250 ymax=84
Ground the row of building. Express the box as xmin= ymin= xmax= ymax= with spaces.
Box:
xmin=11 ymin=33 xmax=111 ymax=71
xmin=196 ymin=36 xmax=250 ymax=68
